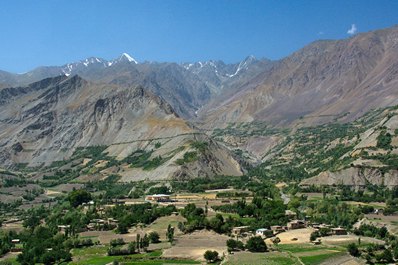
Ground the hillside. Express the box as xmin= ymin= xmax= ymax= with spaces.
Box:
xmin=212 ymin=105 xmax=398 ymax=187
xmin=0 ymin=75 xmax=242 ymax=180
xmin=199 ymin=26 xmax=398 ymax=128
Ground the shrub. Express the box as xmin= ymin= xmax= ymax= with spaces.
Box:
xmin=377 ymin=131 xmax=392 ymax=149
xmin=347 ymin=243 xmax=360 ymax=257
xmin=148 ymin=231 xmax=160 ymax=243
xmin=246 ymin=236 xmax=267 ymax=252
xmin=226 ymin=239 xmax=244 ymax=251
xmin=67 ymin=189 xmax=92 ymax=207
xmin=310 ymin=231 xmax=319 ymax=241
xmin=110 ymin=238 xmax=125 ymax=247
xmin=204 ymin=250 xmax=219 ymax=263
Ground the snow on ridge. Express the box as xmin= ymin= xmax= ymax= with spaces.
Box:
xmin=120 ymin=53 xmax=138 ymax=64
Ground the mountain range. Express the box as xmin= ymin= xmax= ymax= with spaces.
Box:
xmin=1 ymin=25 xmax=398 ymax=181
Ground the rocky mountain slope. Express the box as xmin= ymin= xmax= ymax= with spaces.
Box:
xmin=0 ymin=75 xmax=242 ymax=179
xmin=2 ymin=25 xmax=398 ymax=185
xmin=0 ymin=54 xmax=270 ymax=120
xmin=199 ymin=25 xmax=398 ymax=128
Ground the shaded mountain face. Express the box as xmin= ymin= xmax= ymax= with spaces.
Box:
xmin=199 ymin=26 xmax=398 ymax=128
xmin=0 ymin=75 xmax=242 ymax=179
xmin=0 ymin=75 xmax=180 ymax=165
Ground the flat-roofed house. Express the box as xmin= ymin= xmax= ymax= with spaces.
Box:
xmin=145 ymin=194 xmax=171 ymax=202
xmin=232 ymin=226 xmax=250 ymax=236
xmin=331 ymin=227 xmax=347 ymax=235
xmin=287 ymin=220 xmax=306 ymax=230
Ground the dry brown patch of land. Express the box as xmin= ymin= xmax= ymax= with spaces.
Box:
xmin=275 ymin=182 xmax=287 ymax=189
xmin=266 ymin=228 xmax=314 ymax=245
xmin=162 ymin=230 xmax=229 ymax=261
xmin=321 ymin=235 xmax=384 ymax=245
xmin=78 ymin=214 xmax=186 ymax=244
xmin=0 ymin=221 xmax=24 ymax=233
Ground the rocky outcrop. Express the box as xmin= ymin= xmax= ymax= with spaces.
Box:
xmin=300 ymin=167 xmax=398 ymax=188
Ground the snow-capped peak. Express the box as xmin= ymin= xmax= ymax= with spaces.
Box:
xmin=119 ymin=53 xmax=138 ymax=64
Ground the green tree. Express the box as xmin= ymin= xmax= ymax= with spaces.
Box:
xmin=203 ymin=250 xmax=219 ymax=263
xmin=142 ymin=234 xmax=150 ymax=251
xmin=67 ymin=189 xmax=92 ymax=208
xmin=128 ymin=241 xmax=136 ymax=254
xmin=377 ymin=131 xmax=392 ymax=149
xmin=246 ymin=236 xmax=267 ymax=252
xmin=310 ymin=231 xmax=319 ymax=241
xmin=116 ymin=221 xmax=129 ymax=234
xmin=378 ymin=249 xmax=393 ymax=263
xmin=347 ymin=243 xmax=360 ymax=257
xmin=148 ymin=231 xmax=160 ymax=243
xmin=167 ymin=224 xmax=175 ymax=243
xmin=226 ymin=239 xmax=237 ymax=250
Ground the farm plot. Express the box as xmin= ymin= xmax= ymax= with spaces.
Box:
xmin=162 ymin=230 xmax=229 ymax=261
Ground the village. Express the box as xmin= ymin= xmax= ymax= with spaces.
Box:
xmin=0 ymin=184 xmax=392 ymax=265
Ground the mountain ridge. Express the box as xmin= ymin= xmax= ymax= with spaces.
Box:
xmin=198 ymin=25 xmax=398 ymax=128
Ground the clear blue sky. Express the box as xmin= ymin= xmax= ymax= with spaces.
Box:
xmin=1 ymin=0 xmax=398 ymax=73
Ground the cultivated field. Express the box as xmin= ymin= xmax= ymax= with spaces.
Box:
xmin=163 ymin=230 xmax=229 ymax=261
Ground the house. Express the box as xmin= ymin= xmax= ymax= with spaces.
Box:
xmin=287 ymin=220 xmax=306 ymax=230
xmin=57 ymin=225 xmax=70 ymax=235
xmin=331 ymin=227 xmax=347 ymax=235
xmin=145 ymin=194 xmax=171 ymax=202
xmin=374 ymin=208 xmax=384 ymax=215
xmin=11 ymin=239 xmax=20 ymax=244
xmin=270 ymin=225 xmax=286 ymax=234
xmin=232 ymin=226 xmax=250 ymax=236
xmin=256 ymin=228 xmax=272 ymax=238
xmin=87 ymin=219 xmax=106 ymax=231
xmin=82 ymin=200 xmax=95 ymax=206
xmin=3 ymin=218 xmax=20 ymax=224
xmin=107 ymin=218 xmax=119 ymax=226
xmin=285 ymin=210 xmax=297 ymax=219
xmin=10 ymin=239 xmax=22 ymax=252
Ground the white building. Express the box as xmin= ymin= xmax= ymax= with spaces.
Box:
xmin=256 ymin=228 xmax=269 ymax=237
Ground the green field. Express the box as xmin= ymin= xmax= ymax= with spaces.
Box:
xmin=275 ymin=244 xmax=346 ymax=265
xmin=300 ymin=252 xmax=345 ymax=265
xmin=225 ymin=252 xmax=300 ymax=265
xmin=68 ymin=248 xmax=199 ymax=265
xmin=276 ymin=244 xmax=336 ymax=253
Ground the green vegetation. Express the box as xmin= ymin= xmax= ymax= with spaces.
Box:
xmin=203 ymin=250 xmax=219 ymax=263
xmin=226 ymin=239 xmax=245 ymax=252
xmin=245 ymin=236 xmax=267 ymax=252
xmin=300 ymin=252 xmax=344 ymax=265
xmin=148 ymin=231 xmax=160 ymax=243
xmin=190 ymin=141 xmax=208 ymax=153
xmin=176 ymin=151 xmax=198 ymax=165
xmin=0 ymin=231 xmax=14 ymax=256
xmin=5 ymin=105 xmax=398 ymax=264
xmin=107 ymin=203 xmax=177 ymax=231
xmin=123 ymin=149 xmax=176 ymax=170
xmin=147 ymin=186 xmax=171 ymax=195
xmin=377 ymin=130 xmax=392 ymax=149
xmin=68 ymin=189 xmax=92 ymax=208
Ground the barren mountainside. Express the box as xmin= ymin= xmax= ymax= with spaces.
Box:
xmin=0 ymin=75 xmax=242 ymax=179
xmin=199 ymin=25 xmax=398 ymax=128
xmin=1 ymin=25 xmax=398 ymax=184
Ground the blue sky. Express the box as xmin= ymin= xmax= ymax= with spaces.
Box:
xmin=1 ymin=0 xmax=398 ymax=73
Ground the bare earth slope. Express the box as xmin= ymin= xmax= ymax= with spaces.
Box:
xmin=0 ymin=75 xmax=242 ymax=179
xmin=200 ymin=26 xmax=398 ymax=128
